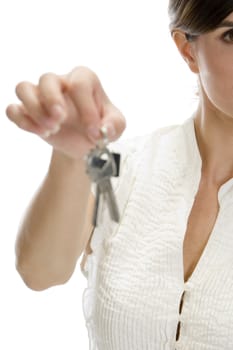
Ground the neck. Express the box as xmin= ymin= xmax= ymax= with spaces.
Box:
xmin=194 ymin=104 xmax=233 ymax=187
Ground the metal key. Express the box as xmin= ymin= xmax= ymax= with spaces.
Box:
xmin=86 ymin=145 xmax=120 ymax=226
xmin=86 ymin=128 xmax=120 ymax=226
xmin=96 ymin=150 xmax=120 ymax=222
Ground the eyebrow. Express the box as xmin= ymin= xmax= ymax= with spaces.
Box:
xmin=217 ymin=20 xmax=233 ymax=28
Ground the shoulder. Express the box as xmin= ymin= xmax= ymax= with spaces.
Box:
xmin=110 ymin=122 xmax=184 ymax=158
xmin=109 ymin=117 xmax=196 ymax=188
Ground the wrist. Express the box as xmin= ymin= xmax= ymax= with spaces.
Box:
xmin=49 ymin=149 xmax=89 ymax=178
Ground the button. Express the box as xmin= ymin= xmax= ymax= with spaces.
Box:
xmin=176 ymin=291 xmax=185 ymax=341
xmin=176 ymin=321 xmax=181 ymax=341
xmin=179 ymin=291 xmax=185 ymax=314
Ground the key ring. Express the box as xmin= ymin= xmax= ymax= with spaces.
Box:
xmin=97 ymin=125 xmax=109 ymax=149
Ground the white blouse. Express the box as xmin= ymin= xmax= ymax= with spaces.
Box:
xmin=81 ymin=117 xmax=233 ymax=350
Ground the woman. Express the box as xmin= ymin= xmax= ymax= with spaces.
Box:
xmin=6 ymin=1 xmax=233 ymax=349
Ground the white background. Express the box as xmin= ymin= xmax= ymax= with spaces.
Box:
xmin=0 ymin=0 xmax=198 ymax=349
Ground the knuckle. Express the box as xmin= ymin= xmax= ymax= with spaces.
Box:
xmin=69 ymin=66 xmax=98 ymax=90
xmin=41 ymin=92 xmax=59 ymax=107
xmin=5 ymin=104 xmax=20 ymax=121
xmin=5 ymin=105 xmax=12 ymax=117
xmin=5 ymin=107 xmax=14 ymax=121
xmin=38 ymin=73 xmax=63 ymax=106
xmin=15 ymin=81 xmax=28 ymax=97
xmin=119 ymin=115 xmax=127 ymax=132
xmin=72 ymin=65 xmax=95 ymax=77
xmin=39 ymin=72 xmax=56 ymax=84
xmin=69 ymin=78 xmax=88 ymax=92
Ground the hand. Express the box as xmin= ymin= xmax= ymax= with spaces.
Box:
xmin=6 ymin=66 xmax=126 ymax=159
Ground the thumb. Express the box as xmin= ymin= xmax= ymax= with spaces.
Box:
xmin=101 ymin=105 xmax=126 ymax=142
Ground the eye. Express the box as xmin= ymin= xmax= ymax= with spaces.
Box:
xmin=222 ymin=29 xmax=233 ymax=43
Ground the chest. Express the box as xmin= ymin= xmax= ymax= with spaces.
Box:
xmin=90 ymin=182 xmax=233 ymax=350
xmin=183 ymin=183 xmax=219 ymax=282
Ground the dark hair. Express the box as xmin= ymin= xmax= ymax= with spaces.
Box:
xmin=168 ymin=0 xmax=233 ymax=40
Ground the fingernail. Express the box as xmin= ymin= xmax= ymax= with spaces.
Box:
xmin=105 ymin=124 xmax=116 ymax=139
xmin=51 ymin=104 xmax=66 ymax=122
xmin=41 ymin=130 xmax=51 ymax=139
xmin=87 ymin=125 xmax=101 ymax=140
xmin=50 ymin=124 xmax=61 ymax=135
xmin=44 ymin=118 xmax=57 ymax=128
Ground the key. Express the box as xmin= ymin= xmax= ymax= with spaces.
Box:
xmin=99 ymin=175 xmax=120 ymax=222
xmin=86 ymin=145 xmax=120 ymax=225
xmin=93 ymin=181 xmax=100 ymax=227
xmin=86 ymin=127 xmax=120 ymax=226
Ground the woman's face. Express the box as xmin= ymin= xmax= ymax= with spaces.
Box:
xmin=192 ymin=12 xmax=233 ymax=118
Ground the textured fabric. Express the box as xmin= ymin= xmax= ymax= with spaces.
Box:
xmin=81 ymin=117 xmax=233 ymax=350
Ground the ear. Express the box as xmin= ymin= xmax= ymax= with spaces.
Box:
xmin=172 ymin=30 xmax=199 ymax=74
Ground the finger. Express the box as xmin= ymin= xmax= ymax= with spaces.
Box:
xmin=15 ymin=81 xmax=58 ymax=129
xmin=68 ymin=69 xmax=102 ymax=141
xmin=101 ymin=105 xmax=126 ymax=141
xmin=6 ymin=103 xmax=61 ymax=139
xmin=38 ymin=73 xmax=67 ymax=123
xmin=6 ymin=103 xmax=49 ymax=136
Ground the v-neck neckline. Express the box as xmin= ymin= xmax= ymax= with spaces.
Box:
xmin=181 ymin=117 xmax=233 ymax=289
